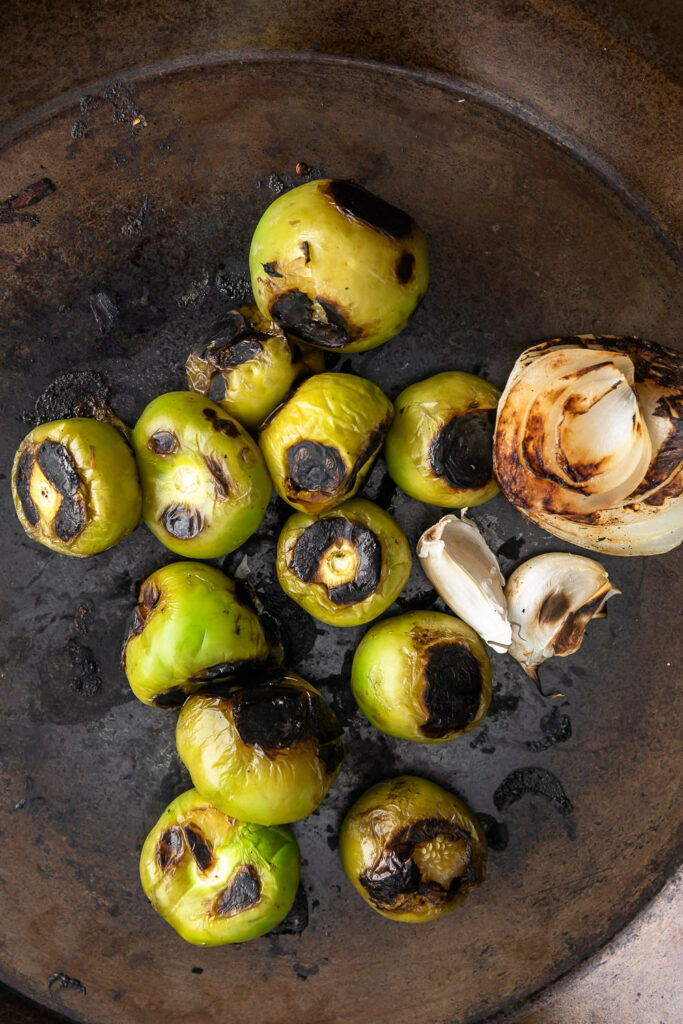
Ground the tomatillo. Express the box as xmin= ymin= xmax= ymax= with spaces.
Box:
xmin=121 ymin=562 xmax=272 ymax=708
xmin=11 ymin=418 xmax=141 ymax=557
xmin=351 ymin=611 xmax=491 ymax=741
xmin=133 ymin=392 xmax=271 ymax=558
xmin=140 ymin=788 xmax=300 ymax=945
xmin=259 ymin=372 xmax=393 ymax=513
xmin=249 ymin=178 xmax=429 ymax=353
xmin=339 ymin=776 xmax=487 ymax=923
xmin=186 ymin=306 xmax=324 ymax=431
xmin=175 ymin=672 xmax=344 ymax=825
xmin=277 ymin=499 xmax=412 ymax=627
xmin=385 ymin=372 xmax=500 ymax=507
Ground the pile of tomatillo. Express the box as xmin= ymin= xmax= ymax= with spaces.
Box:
xmin=12 ymin=177 xmax=682 ymax=944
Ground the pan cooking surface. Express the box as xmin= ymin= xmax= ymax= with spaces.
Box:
xmin=0 ymin=57 xmax=681 ymax=1024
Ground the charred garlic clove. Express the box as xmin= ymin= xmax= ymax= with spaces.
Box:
xmin=175 ymin=672 xmax=344 ymax=825
xmin=385 ymin=372 xmax=500 ymax=507
xmin=259 ymin=372 xmax=393 ymax=514
xmin=121 ymin=562 xmax=272 ymax=708
xmin=339 ymin=776 xmax=487 ymax=922
xmin=186 ymin=306 xmax=324 ymax=431
xmin=504 ymin=552 xmax=619 ymax=680
xmin=133 ymin=392 xmax=271 ymax=558
xmin=276 ymin=498 xmax=412 ymax=627
xmin=139 ymin=789 xmax=300 ymax=945
xmin=12 ymin=418 xmax=141 ymax=557
xmin=417 ymin=514 xmax=512 ymax=652
xmin=249 ymin=179 xmax=429 ymax=353
xmin=351 ymin=611 xmax=492 ymax=742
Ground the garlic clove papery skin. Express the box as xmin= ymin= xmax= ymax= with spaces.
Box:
xmin=504 ymin=552 xmax=620 ymax=679
xmin=417 ymin=514 xmax=512 ymax=653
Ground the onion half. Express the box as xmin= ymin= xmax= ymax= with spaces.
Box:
xmin=493 ymin=336 xmax=682 ymax=555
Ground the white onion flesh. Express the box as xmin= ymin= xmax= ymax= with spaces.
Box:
xmin=493 ymin=336 xmax=683 ymax=555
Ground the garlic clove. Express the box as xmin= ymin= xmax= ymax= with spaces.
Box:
xmin=417 ymin=514 xmax=512 ymax=652
xmin=504 ymin=552 xmax=619 ymax=680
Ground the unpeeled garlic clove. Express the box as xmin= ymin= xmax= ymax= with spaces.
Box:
xmin=417 ymin=514 xmax=512 ymax=653
xmin=504 ymin=552 xmax=619 ymax=680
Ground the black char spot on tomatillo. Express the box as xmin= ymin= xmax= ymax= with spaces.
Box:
xmin=289 ymin=517 xmax=381 ymax=605
xmin=430 ymin=409 xmax=496 ymax=490
xmin=360 ymin=818 xmax=474 ymax=909
xmin=287 ymin=441 xmax=347 ymax=494
xmin=213 ymin=865 xmax=261 ymax=918
xmin=202 ymin=407 xmax=239 ymax=436
xmin=15 ymin=448 xmax=39 ymax=526
xmin=396 ymin=251 xmax=415 ymax=284
xmin=203 ymin=455 xmax=230 ymax=500
xmin=183 ymin=824 xmax=215 ymax=872
xmin=157 ymin=826 xmax=184 ymax=872
xmin=232 ymin=684 xmax=343 ymax=758
xmin=421 ymin=641 xmax=483 ymax=738
xmin=270 ymin=290 xmax=349 ymax=349
xmin=36 ymin=440 xmax=80 ymax=496
xmin=161 ymin=505 xmax=205 ymax=539
xmin=326 ymin=180 xmax=413 ymax=239
xmin=148 ymin=430 xmax=180 ymax=455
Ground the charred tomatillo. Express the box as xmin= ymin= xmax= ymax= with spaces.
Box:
xmin=139 ymin=788 xmax=300 ymax=945
xmin=339 ymin=776 xmax=487 ymax=923
xmin=351 ymin=611 xmax=491 ymax=741
xmin=385 ymin=372 xmax=500 ymax=507
xmin=12 ymin=418 xmax=141 ymax=556
xmin=249 ymin=179 xmax=429 ymax=353
xmin=277 ymin=498 xmax=412 ymax=627
xmin=121 ymin=562 xmax=272 ymax=708
xmin=259 ymin=372 xmax=392 ymax=513
xmin=133 ymin=392 xmax=271 ymax=558
xmin=176 ymin=672 xmax=344 ymax=825
xmin=186 ymin=306 xmax=324 ymax=431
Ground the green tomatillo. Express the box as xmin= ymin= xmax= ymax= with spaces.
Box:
xmin=133 ymin=392 xmax=271 ymax=558
xmin=139 ymin=788 xmax=300 ymax=945
xmin=259 ymin=372 xmax=393 ymax=513
xmin=11 ymin=418 xmax=141 ymax=556
xmin=339 ymin=775 xmax=487 ymax=923
xmin=351 ymin=611 xmax=491 ymax=741
xmin=277 ymin=498 xmax=412 ymax=627
xmin=249 ymin=179 xmax=429 ymax=353
xmin=385 ymin=372 xmax=500 ymax=507
xmin=121 ymin=562 xmax=273 ymax=708
xmin=186 ymin=306 xmax=324 ymax=431
xmin=175 ymin=672 xmax=344 ymax=825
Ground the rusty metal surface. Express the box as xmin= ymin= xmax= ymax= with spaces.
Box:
xmin=0 ymin=11 xmax=681 ymax=1024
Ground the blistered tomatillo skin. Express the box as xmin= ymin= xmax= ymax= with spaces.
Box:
xmin=140 ymin=788 xmax=300 ymax=945
xmin=12 ymin=418 xmax=141 ymax=557
xmin=249 ymin=179 xmax=429 ymax=353
xmin=259 ymin=372 xmax=393 ymax=513
xmin=277 ymin=498 xmax=412 ymax=627
xmin=133 ymin=392 xmax=271 ymax=558
xmin=122 ymin=562 xmax=271 ymax=708
xmin=351 ymin=611 xmax=492 ymax=742
xmin=176 ymin=672 xmax=344 ymax=825
xmin=385 ymin=372 xmax=501 ymax=507
xmin=339 ymin=776 xmax=487 ymax=923
xmin=186 ymin=305 xmax=324 ymax=431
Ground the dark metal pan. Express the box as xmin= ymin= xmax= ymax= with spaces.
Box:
xmin=0 ymin=4 xmax=681 ymax=1023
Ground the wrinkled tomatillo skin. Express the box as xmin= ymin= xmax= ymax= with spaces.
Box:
xmin=339 ymin=776 xmax=487 ymax=922
xmin=133 ymin=392 xmax=271 ymax=558
xmin=385 ymin=372 xmax=500 ymax=507
xmin=351 ymin=611 xmax=492 ymax=742
xmin=11 ymin=418 xmax=141 ymax=556
xmin=186 ymin=305 xmax=324 ymax=431
xmin=176 ymin=672 xmax=344 ymax=825
xmin=259 ymin=372 xmax=393 ymax=513
xmin=140 ymin=788 xmax=300 ymax=945
xmin=122 ymin=562 xmax=271 ymax=707
xmin=249 ymin=179 xmax=429 ymax=353
xmin=277 ymin=498 xmax=412 ymax=627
